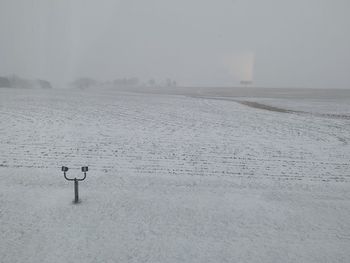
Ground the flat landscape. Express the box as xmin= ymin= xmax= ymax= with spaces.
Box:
xmin=1 ymin=87 xmax=350 ymax=262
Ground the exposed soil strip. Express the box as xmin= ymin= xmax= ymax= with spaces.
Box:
xmin=237 ymin=100 xmax=350 ymax=120
xmin=193 ymin=95 xmax=350 ymax=120
xmin=235 ymin=100 xmax=302 ymax=114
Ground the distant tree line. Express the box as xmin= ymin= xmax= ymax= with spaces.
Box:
xmin=71 ymin=77 xmax=178 ymax=89
xmin=0 ymin=75 xmax=52 ymax=89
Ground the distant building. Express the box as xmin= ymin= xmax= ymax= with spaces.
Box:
xmin=240 ymin=80 xmax=253 ymax=87
xmin=37 ymin=79 xmax=52 ymax=89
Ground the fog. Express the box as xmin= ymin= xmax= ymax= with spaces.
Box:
xmin=0 ymin=0 xmax=349 ymax=88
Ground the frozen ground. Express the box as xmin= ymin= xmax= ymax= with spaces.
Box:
xmin=0 ymin=87 xmax=350 ymax=262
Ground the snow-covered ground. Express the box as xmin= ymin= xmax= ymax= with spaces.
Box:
xmin=0 ymin=88 xmax=350 ymax=262
xmin=235 ymin=97 xmax=350 ymax=117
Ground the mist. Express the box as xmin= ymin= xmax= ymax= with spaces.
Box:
xmin=0 ymin=0 xmax=349 ymax=88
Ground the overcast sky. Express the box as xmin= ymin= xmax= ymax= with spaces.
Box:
xmin=0 ymin=0 xmax=349 ymax=88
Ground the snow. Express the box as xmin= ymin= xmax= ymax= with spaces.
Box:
xmin=0 ymin=87 xmax=350 ymax=262
xmin=234 ymin=97 xmax=350 ymax=116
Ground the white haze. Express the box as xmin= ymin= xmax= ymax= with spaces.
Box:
xmin=0 ymin=0 xmax=349 ymax=88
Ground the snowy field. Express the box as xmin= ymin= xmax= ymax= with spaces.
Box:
xmin=1 ymin=87 xmax=350 ymax=262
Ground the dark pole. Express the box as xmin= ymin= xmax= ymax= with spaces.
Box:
xmin=74 ymin=178 xmax=79 ymax=203
xmin=62 ymin=166 xmax=87 ymax=204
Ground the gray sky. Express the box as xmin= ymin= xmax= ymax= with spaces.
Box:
xmin=0 ymin=0 xmax=349 ymax=88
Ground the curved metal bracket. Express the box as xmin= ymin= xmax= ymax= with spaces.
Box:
xmin=61 ymin=166 xmax=88 ymax=181
xmin=63 ymin=172 xmax=86 ymax=181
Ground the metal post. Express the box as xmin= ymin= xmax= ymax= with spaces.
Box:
xmin=61 ymin=166 xmax=88 ymax=204
xmin=74 ymin=178 xmax=79 ymax=203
